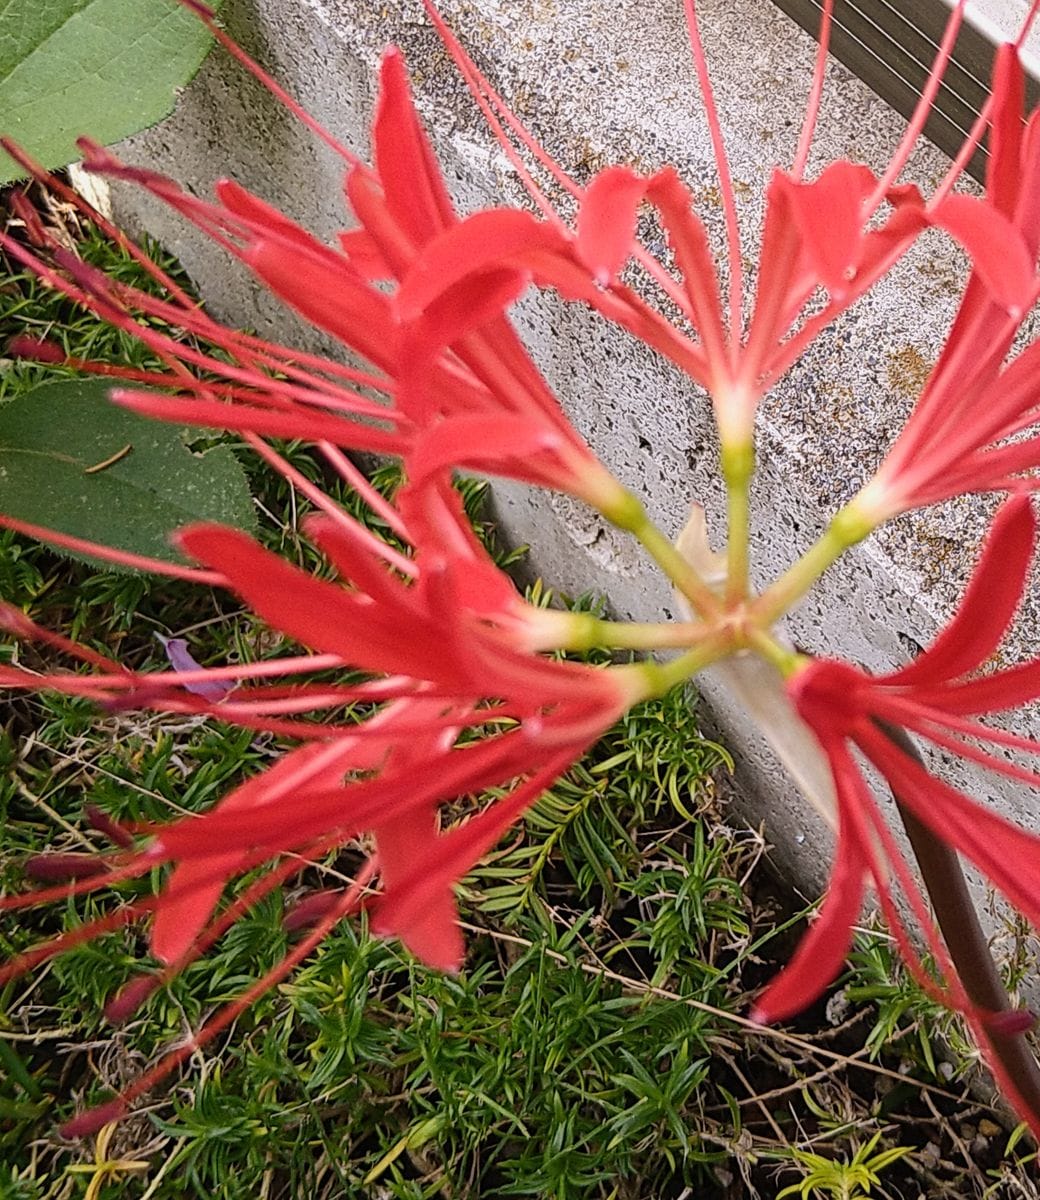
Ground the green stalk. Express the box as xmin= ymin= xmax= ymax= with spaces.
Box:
xmin=753 ymin=499 xmax=876 ymax=625
xmin=594 ymin=480 xmax=724 ymax=614
xmin=721 ymin=439 xmax=754 ymax=605
xmin=623 ymin=630 xmax=736 ymax=699
xmin=745 ymin=626 xmax=807 ymax=678
xmin=546 ymin=614 xmax=719 ymax=652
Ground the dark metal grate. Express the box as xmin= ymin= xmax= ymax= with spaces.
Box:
xmin=771 ymin=0 xmax=1040 ymax=178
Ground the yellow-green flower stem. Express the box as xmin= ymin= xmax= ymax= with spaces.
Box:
xmin=721 ymin=439 xmax=754 ymax=605
xmin=613 ymin=622 xmax=805 ymax=704
xmin=745 ymin=626 xmax=809 ymax=678
xmin=578 ymin=453 xmax=867 ymax=686
xmin=752 ymin=497 xmax=877 ymax=626
xmin=618 ymin=632 xmax=734 ymax=702
xmin=597 ymin=485 xmax=724 ymax=620
xmin=529 ymin=609 xmax=717 ymax=653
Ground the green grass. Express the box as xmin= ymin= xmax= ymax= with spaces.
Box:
xmin=1 ymin=189 xmax=1037 ymax=1199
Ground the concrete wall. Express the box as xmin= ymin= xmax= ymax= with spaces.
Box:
xmin=969 ymin=0 xmax=1040 ymax=68
xmin=107 ymin=0 xmax=1040 ymax=931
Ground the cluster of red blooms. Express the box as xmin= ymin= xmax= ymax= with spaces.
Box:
xmin=5 ymin=0 xmax=1040 ymax=1141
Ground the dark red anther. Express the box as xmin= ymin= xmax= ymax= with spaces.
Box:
xmin=283 ymin=889 xmax=343 ymax=932
xmin=24 ymin=853 xmax=106 ymax=882
xmin=85 ymin=805 xmax=135 ymax=849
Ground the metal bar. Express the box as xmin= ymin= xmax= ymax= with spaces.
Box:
xmin=771 ymin=0 xmax=1040 ymax=178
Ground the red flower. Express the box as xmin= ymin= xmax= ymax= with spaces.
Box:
xmin=760 ymin=494 xmax=1040 ymax=1135
xmin=0 ymin=17 xmax=652 ymax=1134
xmin=0 ymin=483 xmax=642 ymax=1133
xmin=856 ymin=44 xmax=1040 ymax=521
xmin=399 ymin=0 xmax=1038 ymax=448
xmin=0 ymin=37 xmax=627 ymax=518
xmin=7 ymin=0 xmax=1040 ymax=1142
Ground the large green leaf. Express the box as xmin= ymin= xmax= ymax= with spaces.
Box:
xmin=0 ymin=378 xmax=256 ymax=569
xmin=0 ymin=0 xmax=217 ymax=183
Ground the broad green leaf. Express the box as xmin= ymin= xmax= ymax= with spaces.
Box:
xmin=0 ymin=378 xmax=256 ymax=569
xmin=0 ymin=0 xmax=218 ymax=183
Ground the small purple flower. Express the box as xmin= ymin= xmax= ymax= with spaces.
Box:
xmin=156 ymin=634 xmax=235 ymax=702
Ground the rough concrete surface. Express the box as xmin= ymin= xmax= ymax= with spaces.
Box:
xmin=107 ymin=0 xmax=1040 ymax=937
xmin=969 ymin=0 xmax=1040 ymax=71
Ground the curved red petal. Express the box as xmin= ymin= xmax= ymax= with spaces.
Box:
xmin=884 ymin=495 xmax=1035 ymax=687
xmin=151 ymin=861 xmax=231 ymax=964
xmin=373 ymin=801 xmax=463 ymax=971
xmin=372 ymin=752 xmax=578 ymax=950
xmin=576 ymin=166 xmax=648 ymax=284
xmin=752 ymin=744 xmax=867 ymax=1023
xmin=244 ymin=238 xmax=400 ymax=372
xmin=929 ymin=194 xmax=1034 ymax=314
xmin=374 ymin=48 xmax=457 ymax=246
xmin=771 ymin=162 xmax=877 ymax=299
xmin=986 ymin=44 xmax=1026 ymax=220
xmin=397 ymin=209 xmax=567 ymax=321
xmin=176 ymin=523 xmax=462 ymax=682
xmin=862 ymin=725 xmax=1040 ymax=932
xmin=215 ymin=178 xmax=323 ymax=249
xmin=407 ymin=413 xmax=569 ymax=491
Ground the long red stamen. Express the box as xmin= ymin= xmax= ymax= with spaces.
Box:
xmin=107 ymin=842 xmax=372 ymax=1022
xmin=317 ymin=443 xmax=410 ymax=539
xmin=0 ymin=604 xmax=129 ymax=674
xmin=420 ymin=1 xmax=698 ymax=321
xmin=61 ymin=868 xmax=371 ymax=1137
xmin=682 ymin=0 xmax=743 ymax=351
xmin=172 ymin=0 xmax=361 ymax=167
xmin=241 ymin=434 xmax=416 ymax=574
xmin=2 ymin=231 xmax=394 ymax=430
xmin=0 ymin=139 xmax=199 ymax=307
xmin=791 ymin=0 xmax=835 ymax=180
xmin=0 ymin=515 xmax=225 ymax=583
xmin=866 ymin=0 xmax=967 ymax=209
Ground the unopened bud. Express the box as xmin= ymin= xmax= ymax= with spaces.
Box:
xmin=104 ymin=974 xmax=161 ymax=1024
xmin=283 ymin=889 xmax=343 ymax=932
xmin=24 ymin=853 xmax=105 ymax=882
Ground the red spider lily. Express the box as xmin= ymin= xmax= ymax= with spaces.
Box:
xmin=857 ymin=44 xmax=1040 ymax=521
xmin=5 ymin=0 xmax=1040 ymax=1143
xmin=396 ymin=155 xmax=1034 ymax=445
xmin=401 ymin=0 xmax=1040 ymax=447
xmin=759 ymin=494 xmax=1040 ymax=1135
xmin=0 ymin=487 xmax=643 ymax=1134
